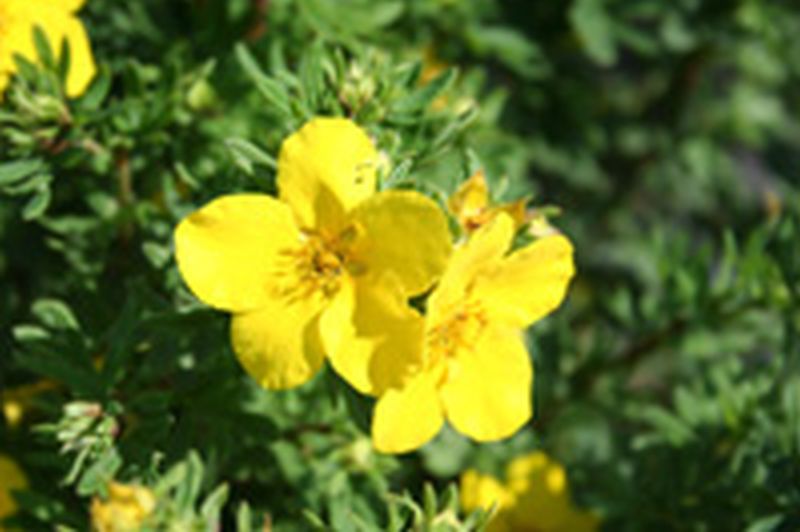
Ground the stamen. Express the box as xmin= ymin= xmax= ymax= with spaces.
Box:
xmin=272 ymin=226 xmax=366 ymax=302
xmin=426 ymin=302 xmax=487 ymax=370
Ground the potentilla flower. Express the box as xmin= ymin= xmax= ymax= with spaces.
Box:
xmin=175 ymin=117 xmax=452 ymax=389
xmin=0 ymin=454 xmax=27 ymax=523
xmin=0 ymin=0 xmax=96 ymax=97
xmin=334 ymin=212 xmax=574 ymax=452
xmin=460 ymin=451 xmax=599 ymax=532
xmin=90 ymin=482 xmax=156 ymax=532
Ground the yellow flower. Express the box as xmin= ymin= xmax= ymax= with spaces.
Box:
xmin=175 ymin=117 xmax=452 ymax=390
xmin=0 ymin=454 xmax=27 ymax=525
xmin=372 ymin=214 xmax=573 ymax=452
xmin=460 ymin=451 xmax=600 ymax=532
xmin=448 ymin=170 xmax=528 ymax=235
xmin=2 ymin=380 xmax=58 ymax=428
xmin=90 ymin=482 xmax=156 ymax=532
xmin=333 ymin=209 xmax=574 ymax=453
xmin=0 ymin=0 xmax=96 ymax=98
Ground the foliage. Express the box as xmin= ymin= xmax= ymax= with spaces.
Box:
xmin=2 ymin=0 xmax=799 ymax=530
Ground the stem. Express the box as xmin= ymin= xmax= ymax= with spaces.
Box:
xmin=115 ymin=149 xmax=134 ymax=241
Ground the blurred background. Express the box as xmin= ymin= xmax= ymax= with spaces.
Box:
xmin=1 ymin=0 xmax=799 ymax=530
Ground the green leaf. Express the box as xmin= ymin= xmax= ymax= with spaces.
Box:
xmin=32 ymin=25 xmax=56 ymax=70
xmin=142 ymin=241 xmax=171 ymax=269
xmin=76 ymin=448 xmax=122 ymax=497
xmin=236 ymin=503 xmax=254 ymax=532
xmin=0 ymin=159 xmax=44 ymax=187
xmin=569 ymin=0 xmax=618 ymax=66
xmin=745 ymin=515 xmax=785 ymax=532
xmin=57 ymin=35 xmax=72 ymax=85
xmin=225 ymin=137 xmax=277 ymax=176
xmin=78 ymin=66 xmax=112 ymax=110
xmin=465 ymin=26 xmax=548 ymax=78
xmin=32 ymin=299 xmax=81 ymax=331
xmin=3 ymin=173 xmax=53 ymax=196
xmin=22 ymin=186 xmax=52 ymax=220
xmin=235 ymin=43 xmax=294 ymax=122
xmin=200 ymin=484 xmax=230 ymax=520
xmin=391 ymin=67 xmax=457 ymax=114
xmin=422 ymin=483 xmax=437 ymax=524
xmin=12 ymin=324 xmax=51 ymax=342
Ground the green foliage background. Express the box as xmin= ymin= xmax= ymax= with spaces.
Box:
xmin=2 ymin=0 xmax=799 ymax=530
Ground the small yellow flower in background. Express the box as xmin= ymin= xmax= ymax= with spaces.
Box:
xmin=461 ymin=451 xmax=599 ymax=532
xmin=90 ymin=482 xmax=156 ymax=532
xmin=0 ymin=0 xmax=96 ymax=98
xmin=175 ymin=117 xmax=452 ymax=390
xmin=2 ymin=380 xmax=58 ymax=428
xmin=448 ymin=170 xmax=528 ymax=235
xmin=420 ymin=45 xmax=447 ymax=86
xmin=0 ymin=454 xmax=27 ymax=524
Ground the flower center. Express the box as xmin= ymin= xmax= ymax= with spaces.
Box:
xmin=301 ymin=235 xmax=345 ymax=297
xmin=426 ymin=302 xmax=487 ymax=367
xmin=276 ymin=225 xmax=366 ymax=301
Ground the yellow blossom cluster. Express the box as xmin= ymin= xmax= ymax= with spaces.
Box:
xmin=0 ymin=0 xmax=96 ymax=97
xmin=460 ymin=451 xmax=599 ymax=532
xmin=90 ymin=482 xmax=156 ymax=532
xmin=174 ymin=117 xmax=575 ymax=453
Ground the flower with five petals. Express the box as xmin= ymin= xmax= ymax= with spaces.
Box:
xmin=174 ymin=117 xmax=452 ymax=389
xmin=333 ymin=212 xmax=574 ymax=453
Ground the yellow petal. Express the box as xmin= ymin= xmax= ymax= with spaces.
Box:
xmin=496 ymin=198 xmax=529 ymax=229
xmin=349 ymin=190 xmax=452 ymax=296
xmin=460 ymin=470 xmax=513 ymax=513
xmin=0 ymin=7 xmax=37 ymax=84
xmin=91 ymin=483 xmax=156 ymax=532
xmin=372 ymin=373 xmax=444 ymax=453
xmin=230 ymin=292 xmax=326 ymax=390
xmin=502 ymin=451 xmax=601 ymax=532
xmin=321 ymin=276 xmax=425 ymax=395
xmin=505 ymin=451 xmax=558 ymax=495
xmin=440 ymin=325 xmax=532 ymax=441
xmin=174 ymin=194 xmax=301 ymax=312
xmin=0 ymin=454 xmax=27 ymax=520
xmin=448 ymin=170 xmax=489 ymax=229
xmin=460 ymin=470 xmax=515 ymax=532
xmin=427 ymin=213 xmax=513 ymax=324
xmin=60 ymin=0 xmax=87 ymax=12
xmin=277 ymin=117 xmax=378 ymax=230
xmin=62 ymin=15 xmax=96 ymax=97
xmin=475 ymin=234 xmax=575 ymax=328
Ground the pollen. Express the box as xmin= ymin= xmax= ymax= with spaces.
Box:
xmin=426 ymin=302 xmax=487 ymax=367
xmin=284 ymin=236 xmax=343 ymax=298
xmin=276 ymin=226 xmax=366 ymax=301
